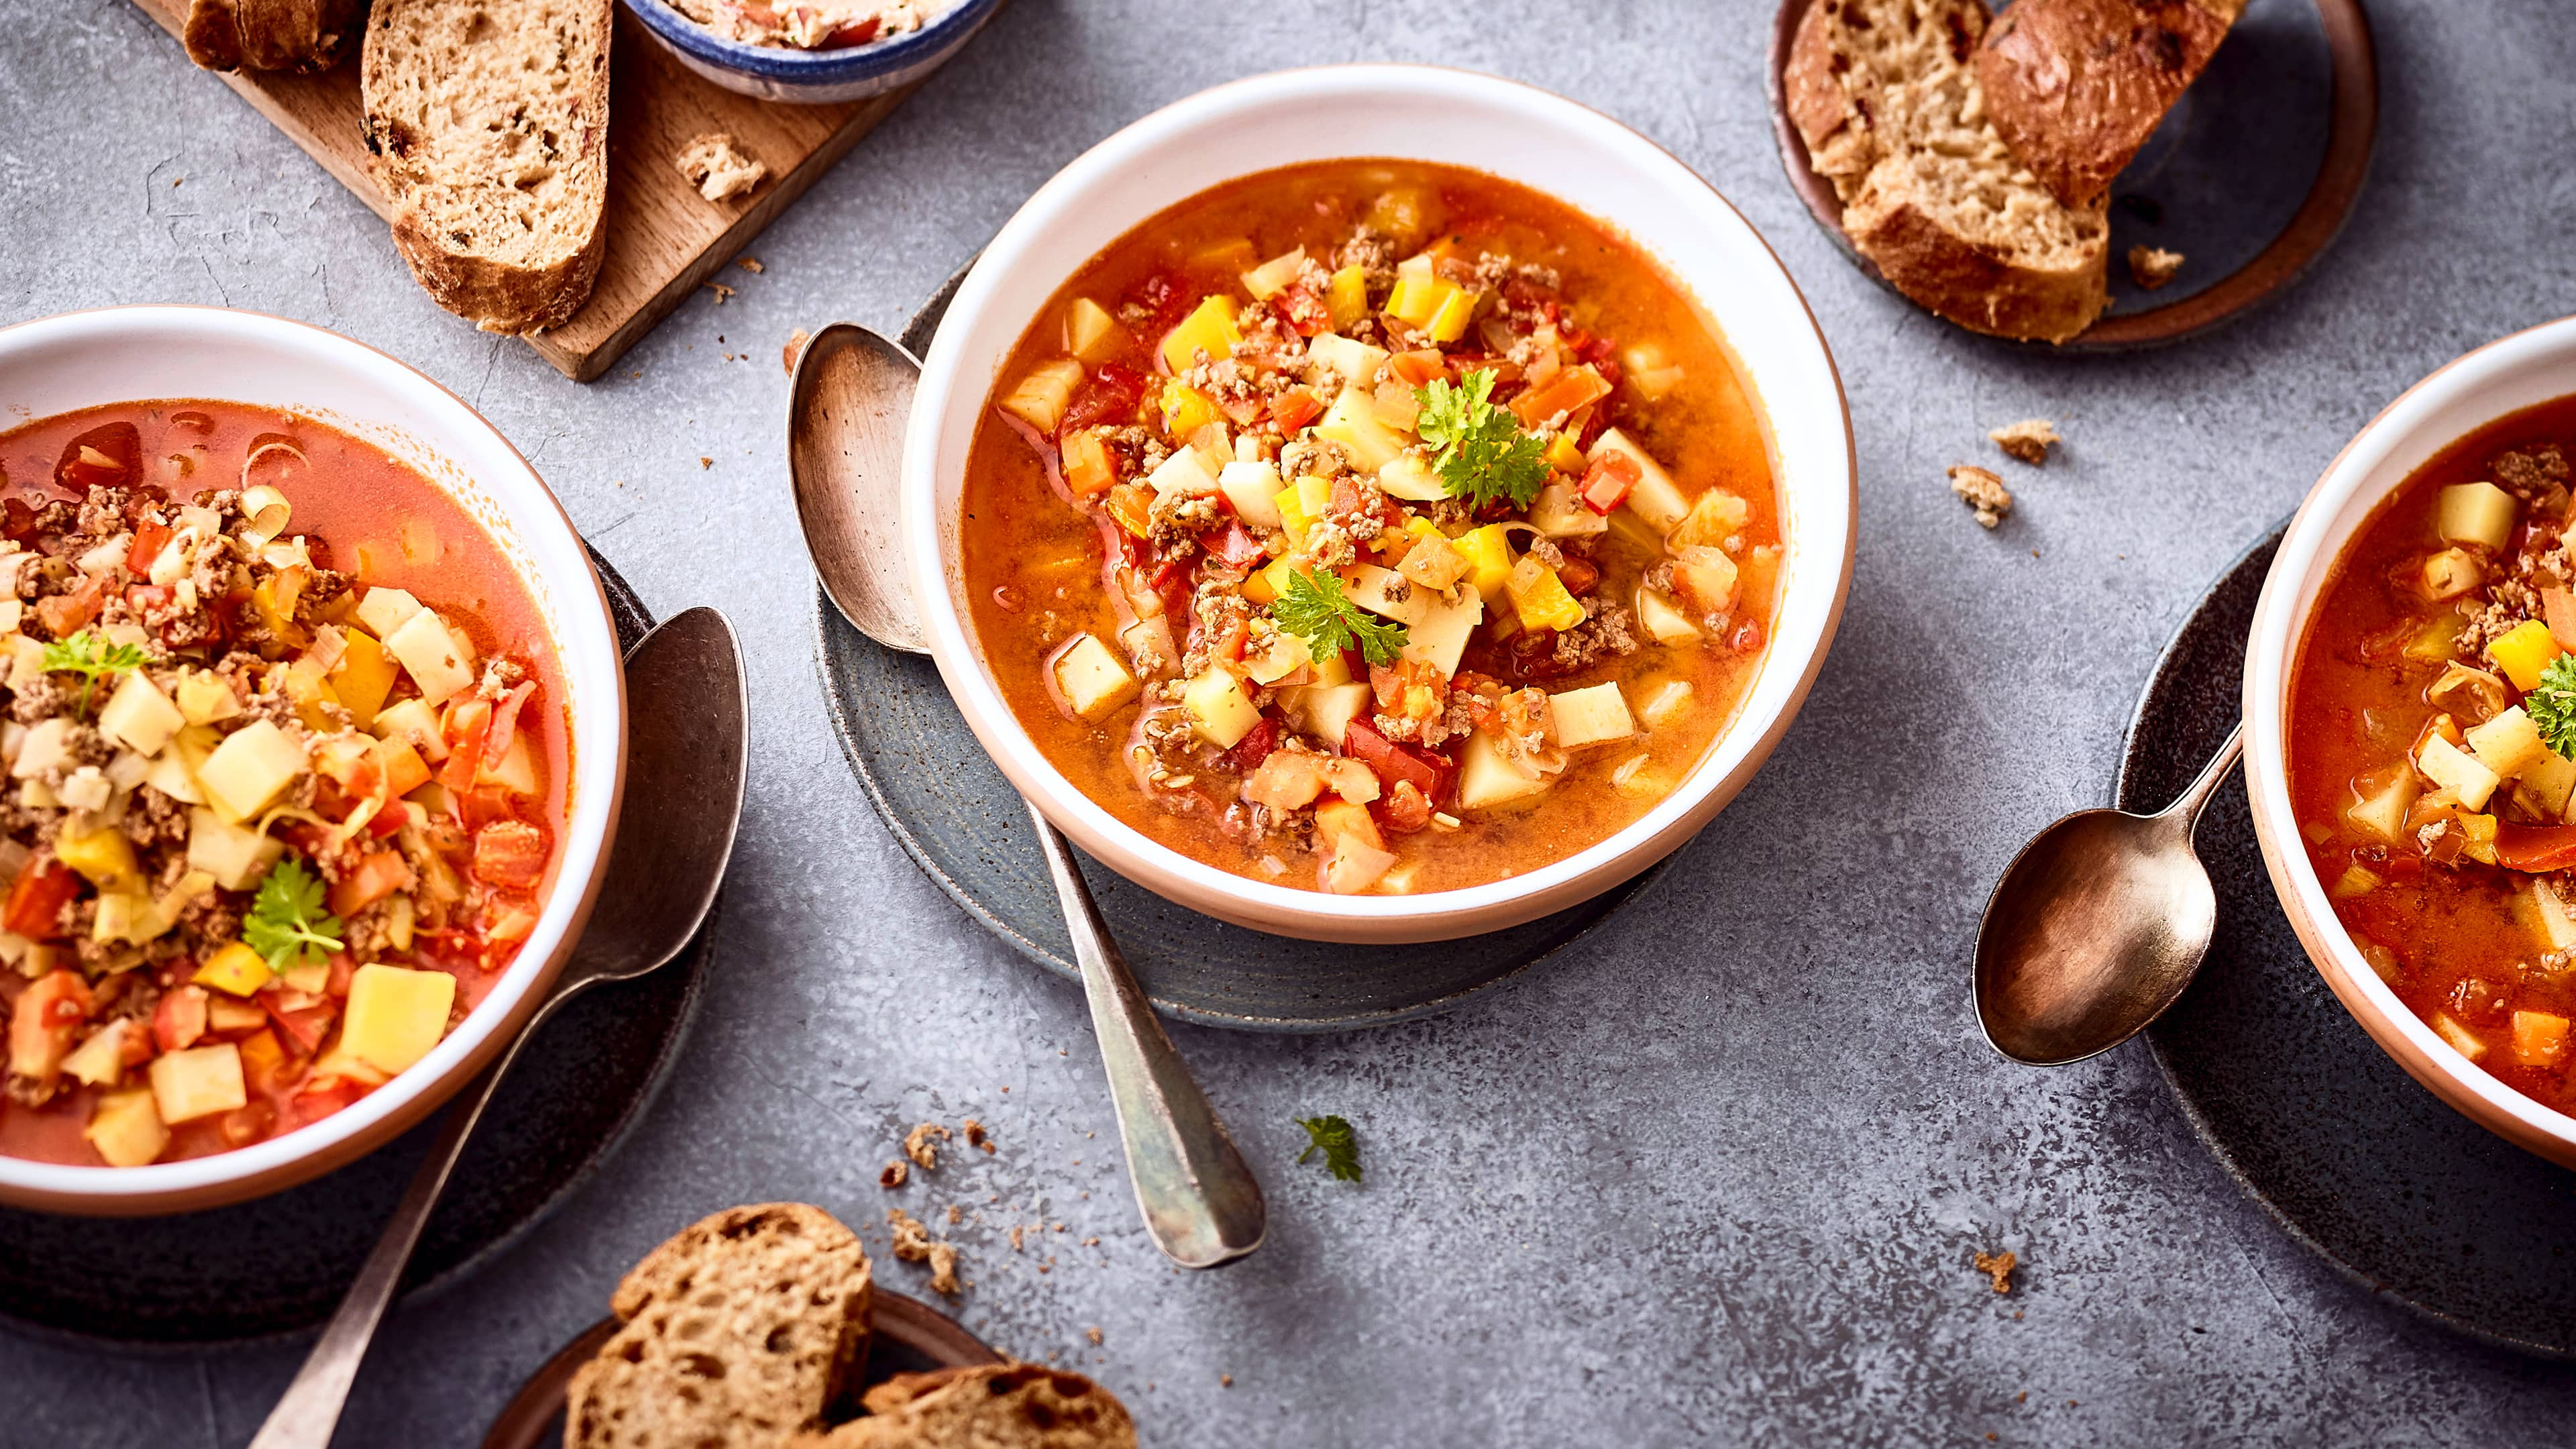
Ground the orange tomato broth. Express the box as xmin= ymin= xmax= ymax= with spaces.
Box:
xmin=0 ymin=400 xmax=568 ymax=1164
xmin=959 ymin=160 xmax=1781 ymax=894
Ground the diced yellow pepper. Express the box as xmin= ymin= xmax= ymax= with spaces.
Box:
xmin=1385 ymin=276 xmax=1455 ymax=329
xmin=1545 ymin=433 xmax=1587 ymax=474
xmin=1244 ymin=556 xmax=1299 ymax=606
xmin=328 ymin=628 xmax=398 ymax=730
xmin=1452 ymin=525 xmax=1515 ymax=603
xmin=57 ymin=825 xmax=138 ymax=888
xmin=1161 ymin=381 xmax=1223 ymax=437
xmin=1423 ymin=285 xmax=1476 ymax=343
xmin=1326 ymin=266 xmax=1369 ymax=330
xmin=278 ymin=655 xmax=341 ymax=734
xmin=2461 ymin=812 xmax=2501 ymax=866
xmin=1159 ymin=296 xmax=1242 ymax=374
xmin=1505 ymin=556 xmax=1587 ymax=633
xmin=2489 ymin=618 xmax=2562 ymax=691
xmin=1275 ymin=484 xmax=1313 ymax=546
xmin=194 ymin=940 xmax=273 ymax=998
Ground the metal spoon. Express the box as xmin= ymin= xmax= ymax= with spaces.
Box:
xmin=252 ymin=606 xmax=749 ymax=1449
xmin=789 ymin=321 xmax=1265 ymax=1270
xmin=1973 ymin=723 xmax=2243 ymax=1066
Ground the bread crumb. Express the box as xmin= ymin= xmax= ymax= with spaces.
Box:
xmin=702 ymin=280 xmax=735 ymax=305
xmin=782 ymin=329 xmax=810 ymax=374
xmin=1038 ymin=1260 xmax=1053 ymax=1274
xmin=886 ymin=1208 xmax=961 ymax=1295
xmin=1987 ymin=418 xmax=2060 ymax=466
xmin=964 ymin=1118 xmax=994 ymax=1153
xmin=905 ymin=1121 xmax=951 ymax=1170
xmin=1220 ymin=1375 xmax=1233 ymax=1387
xmin=676 ymin=132 xmax=767 ymax=203
xmin=2127 ymin=245 xmax=2185 ymax=290
xmin=945 ymin=1203 xmax=962 ymax=1226
xmin=926 ymin=1242 xmax=959 ymax=1295
xmin=1974 ymin=1248 xmax=2017 ymax=1293
xmin=879 ymin=1159 xmax=908 ymax=1189
xmin=1086 ymin=1326 xmax=1104 ymax=1345
xmin=698 ymin=456 xmax=712 ymax=469
xmin=1010 ymin=1224 xmax=1026 ymax=1252
xmin=1948 ymin=466 xmax=2012 ymax=529
xmin=736 ymin=256 xmax=763 ymax=274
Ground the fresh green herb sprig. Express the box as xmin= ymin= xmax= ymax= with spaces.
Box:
xmin=1414 ymin=368 xmax=1550 ymax=511
xmin=2530 ymin=654 xmax=2576 ymax=761
xmin=1272 ymin=568 xmax=1409 ymax=668
xmin=41 ymin=631 xmax=147 ymax=718
xmin=1295 ymin=1115 xmax=1362 ymax=1182
xmin=243 ymin=858 xmax=345 ymax=976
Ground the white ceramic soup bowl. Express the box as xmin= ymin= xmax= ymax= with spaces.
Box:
xmin=0 ymin=305 xmax=626 ymax=1214
xmin=903 ymin=65 xmax=1856 ymax=945
xmin=2245 ymin=315 xmax=2576 ymax=1169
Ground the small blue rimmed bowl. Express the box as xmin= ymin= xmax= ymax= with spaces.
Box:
xmin=621 ymin=0 xmax=1006 ymax=105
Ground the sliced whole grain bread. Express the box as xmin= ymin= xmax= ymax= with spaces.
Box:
xmin=360 ymin=0 xmax=611 ymax=335
xmin=790 ymin=1365 xmax=1138 ymax=1449
xmin=182 ymin=0 xmax=364 ymax=72
xmin=1788 ymin=0 xmax=2110 ymax=343
xmin=566 ymin=1203 xmax=873 ymax=1449
xmin=1973 ymin=0 xmax=2244 ymax=209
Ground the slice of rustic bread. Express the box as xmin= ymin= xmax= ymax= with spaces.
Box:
xmin=1788 ymin=0 xmax=2110 ymax=343
xmin=567 ymin=1203 xmax=874 ymax=1449
xmin=792 ymin=1365 xmax=1138 ymax=1449
xmin=360 ymin=0 xmax=611 ymax=335
xmin=182 ymin=0 xmax=364 ymax=72
xmin=1973 ymin=0 xmax=2244 ymax=208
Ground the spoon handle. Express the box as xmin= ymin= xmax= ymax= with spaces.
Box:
xmin=1026 ymin=802 xmax=1266 ymax=1269
xmin=247 ymin=996 xmax=567 ymax=1449
xmin=2162 ymin=722 xmax=2245 ymax=837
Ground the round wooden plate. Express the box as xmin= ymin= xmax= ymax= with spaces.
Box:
xmin=1765 ymin=0 xmax=2378 ymax=350
xmin=481 ymin=1291 xmax=1004 ymax=1449
xmin=2122 ymin=527 xmax=2576 ymax=1358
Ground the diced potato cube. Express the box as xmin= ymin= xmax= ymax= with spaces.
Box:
xmin=1549 ymin=683 xmax=1635 ymax=749
xmin=1052 ymin=635 xmax=1139 ymax=722
xmin=1399 ymin=590 xmax=1483 ymax=676
xmin=97 ymin=672 xmax=184 ymax=757
xmin=2527 ymin=879 xmax=2576 ymax=951
xmin=1375 ymin=454 xmax=1447 ymax=502
xmin=196 ymin=718 xmax=305 ymax=823
xmin=2487 ymin=618 xmax=2562 ymax=691
xmin=2465 ymin=706 xmax=2548 ymax=780
xmin=2512 ymin=1010 xmax=2571 ymax=1067
xmin=1218 ymin=461 xmax=1285 ymax=528
xmin=1455 ymin=728 xmax=1552 ymax=811
xmin=2422 ymin=548 xmax=2483 ymax=600
xmin=2329 ymin=865 xmax=2381 ymax=900
xmin=2404 ymin=612 xmax=2466 ymax=664
xmin=2431 ymin=1012 xmax=2487 ymax=1061
xmin=56 ymin=825 xmax=137 ymax=888
xmin=1243 ymin=629 xmax=1313 ymax=687
xmin=85 ymin=1089 xmax=168 ymax=1167
xmin=149 ymin=1042 xmax=247 ymax=1124
xmin=1340 ymin=564 xmax=1428 ymax=627
xmin=1285 ymin=681 xmax=1371 ymax=749
xmin=1668 ymin=489 xmax=1751 ymax=551
xmin=1637 ymin=589 xmax=1702 ymax=646
xmin=1000 ymin=357 xmax=1086 ymax=433
xmin=174 ymin=669 xmax=240 ymax=727
xmin=1314 ymin=388 xmax=1407 ymax=473
xmin=384 ymin=608 xmax=475 ymax=706
xmin=341 ymin=963 xmax=457 ymax=1076
xmin=1622 ymin=341 xmax=1685 ymax=400
xmin=1313 ymin=798 xmax=1385 ymax=853
xmin=1321 ymin=838 xmax=1397 ymax=895
xmin=2344 ymin=765 xmax=2420 ymax=843
xmin=480 ymin=732 xmax=540 ymax=796
xmin=1591 ymin=429 xmax=1688 ymax=533
xmin=188 ymin=806 xmax=285 ymax=890
xmin=2523 ymin=747 xmax=2576 ymax=817
xmin=60 ymin=1019 xmax=131 ymax=1087
xmin=1527 ymin=481 xmax=1608 ymax=539
xmin=1240 ymin=246 xmax=1305 ymax=300
xmin=11 ymin=717 xmax=70 ymax=780
xmin=2437 ymin=482 xmax=2518 ymax=549
xmin=1146 ymin=447 xmax=1219 ymax=499
xmin=1452 ymin=525 xmax=1514 ymax=603
xmin=1505 ymin=557 xmax=1586 ymax=633
xmin=328 ymin=629 xmax=398 ymax=731
xmin=1061 ymin=298 xmax=1126 ymax=362
xmin=1636 ymin=678 xmax=1695 ymax=730
xmin=354 ymin=586 xmax=423 ymax=641
xmin=1181 ymin=669 xmax=1260 ymax=749
xmin=2416 ymin=734 xmax=2500 ymax=812
xmin=1322 ymin=758 xmax=1380 ymax=804
xmin=195 ymin=940 xmax=273 ymax=997
xmin=1159 ymin=297 xmax=1242 ymax=374
xmin=1309 ymin=647 xmax=1353 ymax=688
xmin=1671 ymin=546 xmax=1741 ymax=617
xmin=372 ymin=696 xmax=448 ymax=762
xmin=1302 ymin=332 xmax=1390 ymax=390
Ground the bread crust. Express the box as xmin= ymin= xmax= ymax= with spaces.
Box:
xmin=1972 ymin=0 xmax=2237 ymax=207
xmin=1844 ymin=191 xmax=2108 ymax=343
xmin=796 ymin=1364 xmax=1138 ymax=1449
xmin=361 ymin=0 xmax=612 ymax=336
xmin=182 ymin=0 xmax=362 ymax=72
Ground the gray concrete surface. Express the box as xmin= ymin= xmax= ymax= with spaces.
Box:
xmin=5 ymin=0 xmax=2575 ymax=1443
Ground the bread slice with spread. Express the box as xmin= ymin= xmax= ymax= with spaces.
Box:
xmin=360 ymin=0 xmax=611 ymax=335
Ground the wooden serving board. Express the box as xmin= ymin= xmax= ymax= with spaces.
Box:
xmin=131 ymin=0 xmax=916 ymax=381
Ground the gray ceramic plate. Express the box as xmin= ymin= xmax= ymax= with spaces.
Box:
xmin=0 ymin=552 xmax=717 ymax=1349
xmin=811 ymin=271 xmax=1670 ymax=1032
xmin=2123 ymin=527 xmax=2576 ymax=1358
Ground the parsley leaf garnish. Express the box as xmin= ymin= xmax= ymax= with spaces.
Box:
xmin=1414 ymin=368 xmax=1550 ymax=511
xmin=2530 ymin=655 xmax=2576 ymax=761
xmin=242 ymin=858 xmax=345 ymax=976
xmin=41 ymin=631 xmax=148 ymax=718
xmin=1271 ymin=568 xmax=1408 ymax=668
xmin=1295 ymin=1115 xmax=1361 ymax=1182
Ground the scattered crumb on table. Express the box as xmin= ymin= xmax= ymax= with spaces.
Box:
xmin=2127 ymin=244 xmax=2185 ymax=290
xmin=879 ymin=1159 xmax=908 ymax=1189
xmin=1086 ymin=1326 xmax=1104 ymax=1345
xmin=965 ymin=1117 xmax=994 ymax=1153
xmin=905 ymin=1120 xmax=951 ymax=1170
xmin=1988 ymin=418 xmax=2060 ymax=466
xmin=1974 ymin=1248 xmax=2017 ymax=1293
xmin=676 ymin=131 xmax=767 ymax=203
xmin=782 ymin=329 xmax=810 ymax=374
xmin=736 ymin=256 xmax=763 ymax=274
xmin=702 ymin=280 xmax=735 ymax=305
xmin=1948 ymin=466 xmax=2013 ymax=529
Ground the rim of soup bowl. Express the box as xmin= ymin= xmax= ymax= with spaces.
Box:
xmin=2244 ymin=313 xmax=2576 ymax=1164
xmin=901 ymin=64 xmax=1857 ymax=943
xmin=0 ymin=305 xmax=627 ymax=1212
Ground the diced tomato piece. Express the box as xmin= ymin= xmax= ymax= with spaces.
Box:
xmin=472 ymin=820 xmax=551 ymax=890
xmin=822 ymin=13 xmax=880 ymax=45
xmin=1216 ymin=618 xmax=1251 ymax=664
xmin=218 ymin=1100 xmax=280 ymax=1150
xmin=265 ymin=998 xmax=336 ymax=1054
xmin=7 ymin=969 xmax=92 ymax=1084
xmin=1219 ymin=717 xmax=1279 ymax=774
xmin=460 ymin=787 xmax=517 ymax=833
xmin=1210 ymin=521 xmax=1267 ymax=570
xmin=1268 ymin=388 xmax=1325 ymax=433
xmin=1341 ymin=719 xmax=1453 ymax=803
xmin=1060 ymin=362 xmax=1152 ymax=437
xmin=328 ymin=850 xmax=413 ymax=918
xmin=1149 ymin=557 xmax=1197 ymax=620
xmin=125 ymin=583 xmax=175 ymax=616
xmin=1372 ymin=779 xmax=1434 ymax=835
xmin=1727 ymin=617 xmax=1765 ymax=654
xmin=1387 ymin=350 xmax=1447 ymax=388
xmin=439 ymin=698 xmax=494 ymax=792
xmin=3 ymin=857 xmax=80 ymax=940
xmin=1126 ymin=272 xmax=1198 ymax=345
xmin=282 ymin=1077 xmax=365 ymax=1131
xmin=1271 ymin=285 xmax=1332 ymax=337
xmin=368 ymin=800 xmax=411 ymax=839
xmin=2496 ymin=823 xmax=2576 ymax=873
xmin=125 ymin=519 xmax=174 ymax=576
xmin=153 ymin=985 xmax=209 ymax=1053
xmin=35 ymin=575 xmax=108 ymax=638
xmin=483 ymin=894 xmax=541 ymax=947
xmin=327 ymin=952 xmax=356 ymax=1000
xmin=1580 ymin=451 xmax=1640 ymax=514
xmin=56 ymin=421 xmax=140 ymax=492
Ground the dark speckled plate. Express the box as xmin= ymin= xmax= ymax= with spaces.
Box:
xmin=810 ymin=271 xmax=1665 ymax=1032
xmin=2123 ymin=527 xmax=2576 ymax=1358
xmin=0 ymin=551 xmax=716 ymax=1350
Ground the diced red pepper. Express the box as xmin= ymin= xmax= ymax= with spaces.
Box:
xmin=153 ymin=985 xmax=209 ymax=1054
xmin=1342 ymin=719 xmax=1453 ymax=804
xmin=1271 ymin=285 xmax=1332 ymax=337
xmin=1150 ymin=557 xmax=1197 ymax=621
xmin=472 ymin=820 xmax=551 ymax=890
xmin=1580 ymin=451 xmax=1640 ymax=514
xmin=282 ymin=1077 xmax=364 ymax=1131
xmin=1218 ymin=717 xmax=1280 ymax=774
xmin=482 ymin=680 xmax=537 ymax=773
xmin=3 ymin=857 xmax=80 ymax=940
xmin=460 ymin=786 xmax=517 ymax=833
xmin=1268 ymin=388 xmax=1325 ymax=433
xmin=125 ymin=519 xmax=174 ymax=577
xmin=1059 ymin=362 xmax=1152 ymax=437
xmin=328 ymin=849 xmax=412 ymax=918
xmin=125 ymin=583 xmax=175 ymax=615
xmin=368 ymin=800 xmax=411 ymax=839
xmin=1210 ymin=521 xmax=1268 ymax=570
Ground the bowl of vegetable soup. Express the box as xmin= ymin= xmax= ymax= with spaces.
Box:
xmin=2247 ymin=315 xmax=2576 ymax=1168
xmin=0 ymin=307 xmax=625 ymax=1213
xmin=902 ymin=66 xmax=1856 ymax=943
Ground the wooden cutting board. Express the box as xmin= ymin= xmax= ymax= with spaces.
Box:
xmin=130 ymin=0 xmax=920 ymax=381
